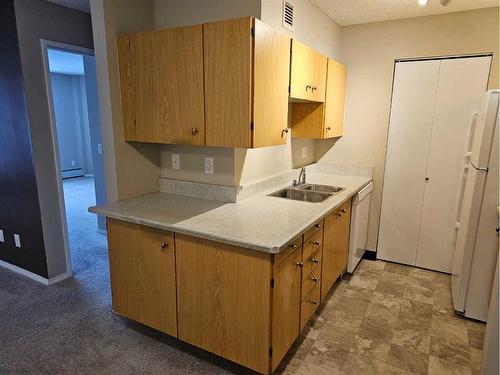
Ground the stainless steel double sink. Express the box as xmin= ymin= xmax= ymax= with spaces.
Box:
xmin=268 ymin=184 xmax=345 ymax=203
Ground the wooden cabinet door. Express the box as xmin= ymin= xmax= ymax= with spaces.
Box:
xmin=321 ymin=209 xmax=338 ymax=301
xmin=253 ymin=19 xmax=290 ymax=148
xmin=117 ymin=31 xmax=155 ymax=142
xmin=271 ymin=248 xmax=301 ymax=372
xmin=175 ymin=234 xmax=271 ymax=374
xmin=321 ymin=201 xmax=351 ymax=301
xmin=290 ymin=40 xmax=327 ymax=102
xmin=106 ymin=219 xmax=177 ymax=336
xmin=204 ymin=17 xmax=252 ymax=148
xmin=154 ymin=25 xmax=205 ymax=145
xmin=332 ymin=201 xmax=351 ymax=283
xmin=323 ymin=59 xmax=347 ymax=138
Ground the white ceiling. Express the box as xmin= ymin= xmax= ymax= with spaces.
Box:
xmin=46 ymin=0 xmax=90 ymax=13
xmin=48 ymin=49 xmax=85 ymax=75
xmin=310 ymin=0 xmax=499 ymax=26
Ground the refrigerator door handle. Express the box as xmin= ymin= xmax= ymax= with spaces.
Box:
xmin=470 ymin=162 xmax=489 ymax=172
xmin=455 ymin=165 xmax=469 ymax=228
xmin=465 ymin=111 xmax=478 ymax=161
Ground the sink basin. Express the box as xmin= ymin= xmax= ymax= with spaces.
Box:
xmin=268 ymin=187 xmax=332 ymax=203
xmin=299 ymin=184 xmax=345 ymax=194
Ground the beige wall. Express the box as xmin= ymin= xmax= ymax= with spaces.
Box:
xmin=317 ymin=7 xmax=500 ymax=251
xmin=158 ymin=0 xmax=341 ymax=187
xmin=90 ymin=0 xmax=161 ymax=200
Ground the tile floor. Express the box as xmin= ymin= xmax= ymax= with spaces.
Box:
xmin=276 ymin=259 xmax=486 ymax=375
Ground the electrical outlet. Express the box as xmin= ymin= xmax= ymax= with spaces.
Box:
xmin=14 ymin=234 xmax=21 ymax=248
xmin=0 ymin=230 xmax=4 ymax=243
xmin=301 ymin=146 xmax=308 ymax=160
xmin=204 ymin=157 xmax=214 ymax=175
xmin=172 ymin=154 xmax=180 ymax=170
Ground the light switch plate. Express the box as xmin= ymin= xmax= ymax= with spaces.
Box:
xmin=204 ymin=157 xmax=214 ymax=175
xmin=172 ymin=154 xmax=180 ymax=170
xmin=97 ymin=143 xmax=103 ymax=155
xmin=14 ymin=234 xmax=21 ymax=248
xmin=301 ymin=146 xmax=308 ymax=160
xmin=0 ymin=230 xmax=4 ymax=243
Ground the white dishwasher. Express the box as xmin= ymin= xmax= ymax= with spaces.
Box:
xmin=348 ymin=182 xmax=373 ymax=273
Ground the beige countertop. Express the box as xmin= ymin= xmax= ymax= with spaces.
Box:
xmin=89 ymin=173 xmax=371 ymax=253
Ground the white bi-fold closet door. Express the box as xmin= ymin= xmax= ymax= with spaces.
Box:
xmin=378 ymin=56 xmax=491 ymax=273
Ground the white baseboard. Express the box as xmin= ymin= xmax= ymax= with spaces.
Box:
xmin=0 ymin=260 xmax=72 ymax=286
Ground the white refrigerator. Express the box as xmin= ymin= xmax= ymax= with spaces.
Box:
xmin=451 ymin=89 xmax=499 ymax=322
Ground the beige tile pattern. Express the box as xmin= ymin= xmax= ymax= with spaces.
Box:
xmin=276 ymin=260 xmax=486 ymax=375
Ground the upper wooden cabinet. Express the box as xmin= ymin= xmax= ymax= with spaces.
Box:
xmin=204 ymin=17 xmax=290 ymax=148
xmin=118 ymin=25 xmax=205 ymax=145
xmin=290 ymin=39 xmax=328 ymax=102
xmin=117 ymin=17 xmax=290 ymax=148
xmin=291 ymin=58 xmax=347 ymax=139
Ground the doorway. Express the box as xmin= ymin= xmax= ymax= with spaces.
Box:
xmin=42 ymin=41 xmax=107 ymax=275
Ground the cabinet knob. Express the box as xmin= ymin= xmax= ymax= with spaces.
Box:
xmin=310 ymin=300 xmax=318 ymax=305
xmin=191 ymin=127 xmax=199 ymax=136
xmin=313 ymin=240 xmax=320 ymax=246
xmin=160 ymin=242 xmax=168 ymax=249
xmin=336 ymin=211 xmax=343 ymax=217
xmin=311 ymin=86 xmax=317 ymax=92
xmin=326 ymin=127 xmax=331 ymax=131
xmin=281 ymin=128 xmax=289 ymax=138
xmin=306 ymin=84 xmax=312 ymax=91
xmin=314 ymin=223 xmax=321 ymax=229
xmin=311 ymin=277 xmax=318 ymax=282
xmin=289 ymin=243 xmax=298 ymax=250
xmin=296 ymin=262 xmax=304 ymax=268
xmin=312 ymin=258 xmax=320 ymax=264
xmin=341 ymin=208 xmax=346 ymax=213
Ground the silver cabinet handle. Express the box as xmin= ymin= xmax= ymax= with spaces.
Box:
xmin=311 ymin=277 xmax=318 ymax=282
xmin=306 ymin=85 xmax=312 ymax=91
xmin=314 ymin=223 xmax=321 ymax=229
xmin=326 ymin=127 xmax=331 ymax=131
xmin=296 ymin=262 xmax=304 ymax=268
xmin=191 ymin=128 xmax=198 ymax=136
xmin=312 ymin=258 xmax=320 ymax=264
xmin=311 ymin=87 xmax=317 ymax=92
xmin=313 ymin=240 xmax=320 ymax=246
xmin=289 ymin=243 xmax=298 ymax=250
xmin=310 ymin=300 xmax=318 ymax=305
xmin=160 ymin=242 xmax=168 ymax=249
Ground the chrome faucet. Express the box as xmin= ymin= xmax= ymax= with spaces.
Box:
xmin=293 ymin=166 xmax=306 ymax=187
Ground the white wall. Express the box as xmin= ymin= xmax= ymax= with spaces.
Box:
xmin=90 ymin=0 xmax=160 ymax=201
xmin=156 ymin=0 xmax=342 ymax=187
xmin=317 ymin=7 xmax=500 ymax=251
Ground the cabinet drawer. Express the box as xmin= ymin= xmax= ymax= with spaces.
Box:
xmin=302 ymin=245 xmax=322 ymax=281
xmin=303 ymin=219 xmax=323 ymax=241
xmin=275 ymin=235 xmax=302 ymax=266
xmin=300 ymin=282 xmax=321 ymax=330
xmin=301 ymin=264 xmax=321 ymax=300
xmin=303 ymin=230 xmax=322 ymax=263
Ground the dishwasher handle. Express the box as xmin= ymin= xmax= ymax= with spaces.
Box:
xmin=353 ymin=182 xmax=373 ymax=205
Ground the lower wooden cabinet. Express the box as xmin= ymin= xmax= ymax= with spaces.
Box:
xmin=271 ymin=248 xmax=302 ymax=371
xmin=105 ymin=201 xmax=351 ymax=374
xmin=321 ymin=199 xmax=352 ymax=301
xmin=106 ymin=218 xmax=177 ymax=336
xmin=175 ymin=234 xmax=272 ymax=374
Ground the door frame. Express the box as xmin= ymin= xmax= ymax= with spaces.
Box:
xmin=40 ymin=39 xmax=98 ymax=278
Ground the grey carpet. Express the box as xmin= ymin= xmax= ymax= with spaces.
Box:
xmin=0 ymin=177 xmax=255 ymax=374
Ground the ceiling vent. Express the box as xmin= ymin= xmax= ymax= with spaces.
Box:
xmin=282 ymin=1 xmax=294 ymax=32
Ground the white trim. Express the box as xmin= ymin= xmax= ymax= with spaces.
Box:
xmin=0 ymin=260 xmax=49 ymax=285
xmin=40 ymin=40 xmax=96 ymax=280
xmin=0 ymin=260 xmax=72 ymax=285
xmin=47 ymin=271 xmax=72 ymax=285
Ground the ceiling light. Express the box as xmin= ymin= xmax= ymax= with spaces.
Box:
xmin=418 ymin=0 xmax=429 ymax=5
